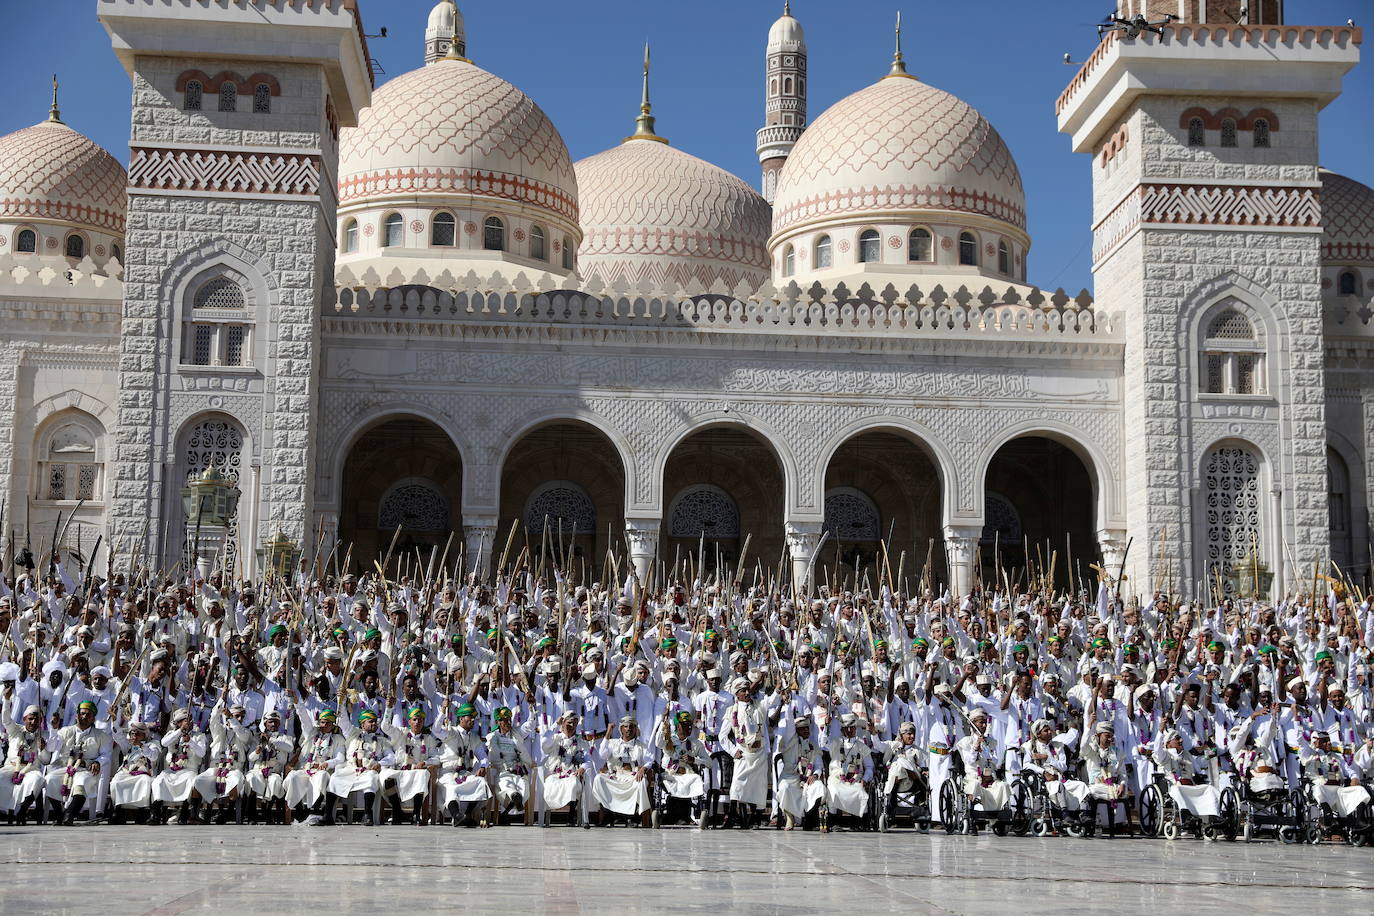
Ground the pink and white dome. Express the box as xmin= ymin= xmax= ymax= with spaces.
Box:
xmin=339 ymin=58 xmax=578 ymax=233
xmin=1321 ymin=169 xmax=1374 ymax=266
xmin=0 ymin=121 xmax=126 ymax=235
xmin=771 ymin=76 xmax=1025 ymax=239
xmin=575 ymin=138 xmax=771 ymax=292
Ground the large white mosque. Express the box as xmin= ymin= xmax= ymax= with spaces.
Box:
xmin=0 ymin=0 xmax=1369 ymax=598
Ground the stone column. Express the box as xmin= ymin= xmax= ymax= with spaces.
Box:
xmin=463 ymin=516 xmax=498 ymax=580
xmin=1098 ymin=529 xmax=1128 ymax=587
xmin=624 ymin=517 xmax=661 ymax=586
xmin=784 ymin=520 xmax=824 ymax=595
xmin=942 ymin=525 xmax=982 ymax=598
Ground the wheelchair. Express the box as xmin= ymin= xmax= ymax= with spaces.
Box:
xmin=875 ymin=760 xmax=931 ymax=832
xmin=650 ymin=763 xmax=707 ymax=828
xmin=817 ymin=751 xmax=880 ymax=832
xmin=1013 ymin=770 xmax=1075 ymax=838
xmin=1233 ymin=773 xmax=1307 ymax=843
xmin=1137 ymin=775 xmax=1237 ymax=841
xmin=1302 ymin=780 xmax=1374 ymax=846
xmin=937 ymin=755 xmax=1014 ymax=836
xmin=701 ymin=750 xmax=736 ymax=829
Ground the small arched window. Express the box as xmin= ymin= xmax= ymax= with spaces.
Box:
xmin=958 ymin=231 xmax=978 ymax=266
xmin=1253 ymin=118 xmax=1271 ymax=148
xmin=1220 ymin=118 xmax=1238 ymax=148
xmin=185 ymin=275 xmax=252 ymax=368
xmin=342 ymin=219 xmax=358 ymax=253
xmin=814 ymin=234 xmax=832 ymax=269
xmin=1187 ymin=117 xmax=1205 ymax=147
xmin=65 ymin=235 xmax=85 ymax=259
xmin=997 ymin=241 xmax=1010 ymax=275
xmin=562 ymin=235 xmax=574 ymax=270
xmin=15 ymin=229 xmax=36 ymax=253
xmin=1202 ymin=304 xmax=1263 ymax=395
xmin=431 ymin=212 xmax=456 ymax=247
xmin=253 ymin=84 xmax=272 ymax=114
xmin=383 ymin=213 xmax=404 ymax=248
xmin=184 ymin=80 xmax=203 ymax=111
xmin=40 ymin=420 xmax=101 ymax=503
xmin=770 ymin=78 xmax=778 ymax=95
xmin=783 ymin=77 xmax=793 ymax=95
xmin=1338 ymin=271 xmax=1358 ymax=295
xmin=483 ymin=216 xmax=505 ymax=251
xmin=782 ymin=244 xmax=795 ymax=276
xmin=858 ymin=229 xmax=880 ymax=263
xmin=218 ymin=83 xmax=237 ymax=113
xmin=908 ymin=227 xmax=932 ymax=262
xmin=111 ymin=244 xmax=122 ymax=263
xmin=530 ymin=224 xmax=547 ymax=261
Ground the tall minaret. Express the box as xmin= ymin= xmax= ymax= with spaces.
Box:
xmin=756 ymin=2 xmax=806 ymax=204
xmin=425 ymin=0 xmax=466 ymax=64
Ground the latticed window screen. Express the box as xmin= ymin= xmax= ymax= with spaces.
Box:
xmin=184 ymin=81 xmax=203 ymax=111
xmin=76 ymin=464 xmax=97 ymax=500
xmin=823 ymin=490 xmax=881 ymax=540
xmin=193 ymin=325 xmax=215 ymax=365
xmin=379 ymin=483 xmax=449 ymax=532
xmin=1235 ymin=354 xmax=1257 ymax=394
xmin=1204 ymin=446 xmax=1261 ymax=593
xmin=525 ymin=483 xmax=596 ymax=535
xmin=1220 ymin=119 xmax=1238 ymax=148
xmin=183 ymin=420 xmax=244 ymax=570
xmin=47 ymin=465 xmax=66 ymax=501
xmin=815 ymin=235 xmax=833 ymax=268
xmin=194 ymin=277 xmax=247 ymax=311
xmin=253 ymin=84 xmax=271 ymax=114
xmin=1208 ymin=309 xmax=1253 ymax=339
xmin=224 ymin=326 xmax=246 ymax=366
xmin=669 ymin=486 xmax=740 ymax=538
xmin=1253 ymin=119 xmax=1271 ymax=148
xmin=219 ymin=84 xmax=237 ymax=112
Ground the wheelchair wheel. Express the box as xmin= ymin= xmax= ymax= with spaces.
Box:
xmin=1304 ymin=822 xmax=1323 ymax=845
xmin=939 ymin=782 xmax=958 ymax=835
xmin=1278 ymin=825 xmax=1299 ymax=844
xmin=877 ymin=812 xmax=888 ymax=833
xmin=1010 ymin=783 xmax=1031 ymax=836
xmin=1217 ymin=788 xmax=1238 ymax=841
xmin=1063 ymin=820 xmax=1086 ymax=839
xmin=651 ymin=808 xmax=661 ymax=829
xmin=1031 ymin=817 xmax=1050 ymax=837
xmin=1351 ymin=830 xmax=1371 ymax=848
xmin=1138 ymin=785 xmax=1163 ymax=838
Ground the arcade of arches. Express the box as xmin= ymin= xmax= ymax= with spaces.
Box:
xmin=335 ymin=417 xmax=1107 ymax=592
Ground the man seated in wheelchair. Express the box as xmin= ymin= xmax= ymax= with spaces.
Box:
xmin=1080 ymin=708 xmax=1134 ymax=833
xmin=1150 ymin=727 xmax=1222 ymax=829
xmin=955 ymin=709 xmax=1008 ymax=817
xmin=1018 ymin=718 xmax=1088 ymax=817
xmin=1226 ymin=704 xmax=1286 ymax=803
xmin=1302 ymin=730 xmax=1366 ymax=829
xmin=654 ymin=709 xmax=708 ymax=825
xmin=881 ymin=721 xmax=928 ymax=820
xmin=776 ymin=715 xmax=826 ymax=830
xmin=826 ymin=713 xmax=873 ymax=824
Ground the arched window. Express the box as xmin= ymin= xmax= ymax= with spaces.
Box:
xmin=184 ymin=275 xmax=252 ymax=368
xmin=253 ymin=84 xmax=272 ymax=114
xmin=1202 ymin=444 xmax=1261 ymax=592
xmin=383 ymin=213 xmax=404 ymax=248
xmin=997 ymin=240 xmax=1010 ymax=275
xmin=218 ymin=83 xmax=237 ymax=113
xmin=342 ymin=219 xmax=359 ymax=253
xmin=38 ymin=418 xmax=102 ymax=503
xmin=524 ymin=481 xmax=597 ymax=535
xmin=783 ymin=77 xmax=793 ymax=95
xmin=562 ymin=235 xmax=574 ymax=270
xmin=184 ymin=81 xmax=203 ymax=111
xmin=958 ymin=231 xmax=978 ymax=266
xmin=668 ymin=485 xmax=740 ymax=539
xmin=1338 ymin=271 xmax=1358 ymax=295
xmin=1253 ymin=118 xmax=1270 ymax=148
xmin=823 ymin=488 xmax=881 ymax=541
xmin=1202 ymin=303 xmax=1263 ymax=395
xmin=530 ymin=225 xmax=547 ymax=261
xmin=15 ymin=229 xmax=36 ymax=253
xmin=1187 ymin=117 xmax=1205 ymax=147
xmin=908 ymin=227 xmax=932 ymax=262
xmin=1220 ymin=118 xmax=1237 ymax=148
xmin=782 ymin=244 xmax=795 ymax=276
xmin=111 ymin=244 xmax=123 ymax=263
xmin=379 ymin=481 xmax=450 ymax=532
xmin=431 ymin=212 xmax=456 ymax=247
xmin=1328 ymin=447 xmax=1352 ymax=568
xmin=65 ymin=235 xmax=85 ymax=259
xmin=814 ymin=234 xmax=832 ymax=269
xmin=483 ymin=216 xmax=505 ymax=251
xmin=858 ymin=229 xmax=880 ymax=263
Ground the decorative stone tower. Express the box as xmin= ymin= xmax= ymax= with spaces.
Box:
xmin=99 ymin=0 xmax=372 ymax=572
xmin=756 ymin=2 xmax=806 ymax=204
xmin=425 ymin=0 xmax=467 ymax=65
xmin=1058 ymin=8 xmax=1360 ymax=594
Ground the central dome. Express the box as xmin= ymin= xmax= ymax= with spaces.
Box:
xmin=339 ymin=58 xmax=577 ymax=228
xmin=575 ymin=139 xmax=771 ymax=292
xmin=771 ymin=76 xmax=1024 ymax=238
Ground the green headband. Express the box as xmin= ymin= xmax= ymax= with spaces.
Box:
xmin=363 ymin=628 xmax=381 ymax=641
xmin=77 ymin=700 xmax=97 ymax=713
xmin=661 ymin=637 xmax=678 ymax=649
xmin=493 ymin=706 xmax=512 ymax=721
xmin=357 ymin=710 xmax=378 ymax=723
xmin=1314 ymin=650 xmax=1333 ymax=662
xmin=1206 ymin=640 xmax=1224 ymax=652
xmin=1259 ymin=644 xmax=1278 ymax=655
xmin=407 ymin=706 xmax=425 ymax=720
xmin=1091 ymin=637 xmax=1109 ymax=649
xmin=537 ymin=636 xmax=555 ymax=648
xmin=1012 ymin=643 xmax=1028 ymax=653
xmin=704 ymin=629 xmax=719 ymax=640
xmin=269 ymin=624 xmax=286 ymax=637
xmin=912 ymin=637 xmax=929 ymax=648
xmin=873 ymin=638 xmax=887 ymax=649
xmin=486 ymin=628 xmax=499 ymax=639
xmin=454 ymin=703 xmax=476 ymax=719
xmin=674 ymin=710 xmax=693 ymax=724
xmin=451 ymin=633 xmax=464 ymax=645
xmin=318 ymin=709 xmax=338 ymax=722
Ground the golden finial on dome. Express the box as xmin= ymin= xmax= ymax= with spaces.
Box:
xmin=625 ymin=42 xmax=668 ymax=145
xmin=783 ymin=1 xmax=791 ymax=14
xmin=443 ymin=7 xmax=470 ymax=63
xmin=884 ymin=11 xmax=916 ymax=80
xmin=48 ymin=73 xmax=63 ymax=124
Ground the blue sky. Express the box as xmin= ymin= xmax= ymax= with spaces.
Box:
xmin=5 ymin=0 xmax=1370 ymax=292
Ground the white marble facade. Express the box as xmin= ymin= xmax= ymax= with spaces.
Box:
xmin=0 ymin=1 xmax=1370 ymax=599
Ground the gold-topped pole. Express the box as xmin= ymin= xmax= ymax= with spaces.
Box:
xmin=884 ymin=11 xmax=916 ymax=80
xmin=443 ymin=8 xmax=469 ymax=62
xmin=625 ymin=42 xmax=668 ymax=144
xmin=48 ymin=74 xmax=63 ymax=124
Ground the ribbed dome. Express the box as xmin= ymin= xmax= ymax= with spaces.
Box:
xmin=768 ymin=12 xmax=805 ymax=49
xmin=339 ymin=58 xmax=577 ymax=225
xmin=772 ymin=76 xmax=1024 ymax=237
xmin=1321 ymin=169 xmax=1374 ymax=264
xmin=0 ymin=121 xmax=126 ymax=235
xmin=575 ymin=138 xmax=771 ymax=292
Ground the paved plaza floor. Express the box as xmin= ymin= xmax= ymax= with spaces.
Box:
xmin=0 ymin=825 xmax=1369 ymax=914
